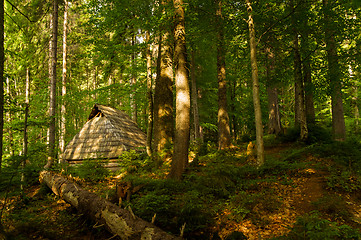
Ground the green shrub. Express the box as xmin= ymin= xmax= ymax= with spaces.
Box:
xmin=326 ymin=170 xmax=361 ymax=193
xmin=274 ymin=212 xmax=361 ymax=240
xmin=306 ymin=124 xmax=332 ymax=144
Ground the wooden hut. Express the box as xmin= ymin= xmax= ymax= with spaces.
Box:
xmin=62 ymin=104 xmax=146 ymax=168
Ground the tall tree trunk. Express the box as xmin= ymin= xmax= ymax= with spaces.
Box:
xmin=265 ymin=48 xmax=282 ymax=135
xmin=302 ymin=33 xmax=316 ymax=124
xmin=216 ymin=0 xmax=231 ymax=150
xmin=169 ymin=0 xmax=190 ymax=180
xmin=291 ymin=0 xmax=308 ymax=141
xmin=130 ymin=32 xmax=137 ymax=123
xmin=45 ymin=0 xmax=59 ymax=169
xmin=153 ymin=1 xmax=174 ymax=153
xmin=0 ymin=0 xmax=4 ymax=174
xmin=59 ymin=0 xmax=68 ymax=163
xmin=5 ymin=77 xmax=13 ymax=157
xmin=21 ymin=68 xmax=30 ymax=191
xmin=146 ymin=31 xmax=153 ymax=156
xmin=190 ymin=49 xmax=201 ymax=145
xmin=293 ymin=35 xmax=308 ymax=140
xmin=323 ymin=0 xmax=346 ymax=141
xmin=246 ymin=0 xmax=264 ymax=166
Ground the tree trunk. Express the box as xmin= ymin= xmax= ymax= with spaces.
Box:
xmin=146 ymin=31 xmax=153 ymax=156
xmin=323 ymin=0 xmax=346 ymax=141
xmin=0 ymin=0 xmax=4 ymax=174
xmin=265 ymin=48 xmax=282 ymax=135
xmin=39 ymin=171 xmax=181 ymax=240
xmin=45 ymin=0 xmax=58 ymax=169
xmin=190 ymin=49 xmax=201 ymax=146
xmin=169 ymin=0 xmax=190 ymax=180
xmin=21 ymin=68 xmax=30 ymax=191
xmin=153 ymin=1 xmax=174 ymax=152
xmin=216 ymin=0 xmax=232 ymax=150
xmin=130 ymin=32 xmax=137 ymax=123
xmin=302 ymin=33 xmax=315 ymax=124
xmin=246 ymin=0 xmax=264 ymax=166
xmin=291 ymin=0 xmax=308 ymax=141
xmin=293 ymin=35 xmax=308 ymax=140
xmin=59 ymin=0 xmax=68 ymax=163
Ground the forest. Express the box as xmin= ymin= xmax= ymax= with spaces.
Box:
xmin=1 ymin=0 xmax=361 ymax=239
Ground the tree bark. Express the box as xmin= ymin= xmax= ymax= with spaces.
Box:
xmin=153 ymin=1 xmax=174 ymax=152
xmin=291 ymin=0 xmax=308 ymax=141
xmin=39 ymin=171 xmax=181 ymax=240
xmin=293 ymin=35 xmax=308 ymax=140
xmin=216 ymin=0 xmax=232 ymax=150
xmin=21 ymin=68 xmax=30 ymax=191
xmin=59 ymin=0 xmax=68 ymax=163
xmin=190 ymin=49 xmax=201 ymax=146
xmin=130 ymin=32 xmax=137 ymax=123
xmin=146 ymin=31 xmax=153 ymax=156
xmin=169 ymin=0 xmax=190 ymax=180
xmin=45 ymin=0 xmax=58 ymax=169
xmin=246 ymin=0 xmax=264 ymax=166
xmin=323 ymin=0 xmax=346 ymax=141
xmin=265 ymin=48 xmax=282 ymax=135
xmin=0 ymin=0 xmax=4 ymax=174
xmin=302 ymin=32 xmax=316 ymax=124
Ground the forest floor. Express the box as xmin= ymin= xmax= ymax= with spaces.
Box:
xmin=2 ymin=139 xmax=361 ymax=239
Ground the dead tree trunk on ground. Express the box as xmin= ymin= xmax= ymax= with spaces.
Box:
xmin=39 ymin=171 xmax=181 ymax=240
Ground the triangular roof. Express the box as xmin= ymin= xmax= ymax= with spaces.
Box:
xmin=62 ymin=104 xmax=146 ymax=160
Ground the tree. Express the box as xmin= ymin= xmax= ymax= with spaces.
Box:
xmin=153 ymin=0 xmax=174 ymax=153
xmin=246 ymin=0 xmax=264 ymax=166
xmin=215 ymin=0 xmax=231 ymax=150
xmin=169 ymin=0 xmax=190 ymax=179
xmin=291 ymin=0 xmax=308 ymax=141
xmin=322 ymin=0 xmax=346 ymax=141
xmin=265 ymin=47 xmax=282 ymax=135
xmin=0 ymin=0 xmax=3 ymax=174
xmin=60 ymin=0 xmax=69 ymax=163
xmin=146 ymin=31 xmax=153 ymax=156
xmin=45 ymin=0 xmax=59 ymax=169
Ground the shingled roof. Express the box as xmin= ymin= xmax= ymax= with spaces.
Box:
xmin=62 ymin=104 xmax=146 ymax=161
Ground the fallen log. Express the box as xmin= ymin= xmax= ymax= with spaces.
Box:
xmin=39 ymin=170 xmax=181 ymax=240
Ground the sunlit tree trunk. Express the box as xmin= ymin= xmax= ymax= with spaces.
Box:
xmin=169 ymin=0 xmax=190 ymax=180
xmin=45 ymin=0 xmax=58 ymax=169
xmin=130 ymin=32 xmax=137 ymax=123
xmin=153 ymin=0 xmax=174 ymax=152
xmin=323 ymin=0 xmax=346 ymax=141
xmin=146 ymin=31 xmax=153 ymax=156
xmin=5 ymin=77 xmax=13 ymax=157
xmin=246 ymin=0 xmax=264 ymax=166
xmin=59 ymin=0 xmax=68 ymax=163
xmin=21 ymin=68 xmax=30 ymax=191
xmin=216 ymin=0 xmax=231 ymax=150
xmin=0 ymin=0 xmax=4 ymax=174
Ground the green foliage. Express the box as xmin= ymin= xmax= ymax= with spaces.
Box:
xmin=310 ymin=138 xmax=361 ymax=170
xmin=274 ymin=212 xmax=361 ymax=240
xmin=306 ymin=124 xmax=333 ymax=144
xmin=326 ymin=170 xmax=361 ymax=193
xmin=69 ymin=160 xmax=109 ymax=182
